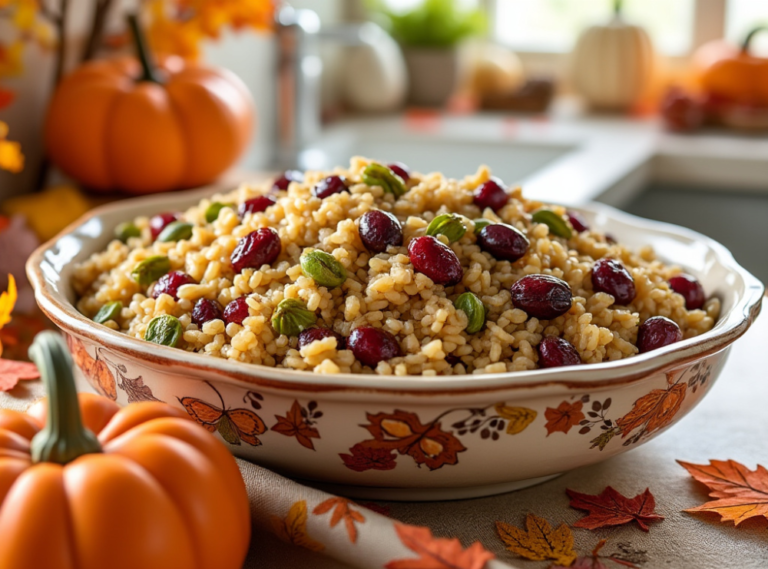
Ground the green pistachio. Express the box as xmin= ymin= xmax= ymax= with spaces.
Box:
xmin=454 ymin=292 xmax=486 ymax=334
xmin=271 ymin=299 xmax=317 ymax=337
xmin=532 ymin=209 xmax=573 ymax=239
xmin=205 ymin=202 xmax=234 ymax=223
xmin=131 ymin=255 xmax=171 ymax=286
xmin=300 ymin=250 xmax=347 ymax=289
xmin=144 ymin=314 xmax=182 ymax=347
xmin=473 ymin=218 xmax=492 ymax=234
xmin=115 ymin=222 xmax=141 ymax=243
xmin=362 ymin=163 xmax=407 ymax=197
xmin=157 ymin=221 xmax=194 ymax=242
xmin=93 ymin=301 xmax=123 ymax=324
xmin=425 ymin=213 xmax=468 ymax=243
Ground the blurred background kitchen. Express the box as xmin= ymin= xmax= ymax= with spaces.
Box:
xmin=0 ymin=0 xmax=767 ymax=323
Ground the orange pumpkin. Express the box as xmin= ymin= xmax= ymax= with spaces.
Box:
xmin=695 ymin=26 xmax=768 ymax=107
xmin=44 ymin=16 xmax=253 ymax=194
xmin=0 ymin=333 xmax=250 ymax=569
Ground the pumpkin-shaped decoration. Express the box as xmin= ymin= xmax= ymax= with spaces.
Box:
xmin=570 ymin=0 xmax=655 ymax=110
xmin=0 ymin=332 xmax=250 ymax=569
xmin=45 ymin=15 xmax=254 ymax=194
xmin=694 ymin=26 xmax=768 ymax=107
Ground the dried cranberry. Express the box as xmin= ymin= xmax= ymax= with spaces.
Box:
xmin=538 ymin=336 xmax=581 ymax=368
xmin=473 ymin=178 xmax=509 ymax=212
xmin=272 ymin=170 xmax=304 ymax=192
xmin=239 ymin=195 xmax=276 ymax=218
xmin=223 ymin=297 xmax=250 ymax=326
xmin=388 ymin=162 xmax=410 ymax=182
xmin=510 ymin=274 xmax=572 ymax=320
xmin=477 ymin=223 xmax=529 ymax=262
xmin=298 ymin=327 xmax=346 ymax=350
xmin=359 ymin=210 xmax=403 ymax=253
xmin=348 ymin=326 xmax=401 ymax=367
xmin=637 ymin=316 xmax=682 ymax=353
xmin=192 ymin=298 xmax=224 ymax=326
xmin=591 ymin=258 xmax=636 ymax=305
xmin=151 ymin=271 xmax=196 ymax=300
xmin=445 ymin=354 xmax=461 ymax=366
xmin=231 ymin=228 xmax=281 ymax=273
xmin=605 ymin=233 xmax=617 ymax=244
xmin=149 ymin=212 xmax=177 ymax=240
xmin=669 ymin=274 xmax=706 ymax=310
xmin=407 ymin=235 xmax=463 ymax=286
xmin=313 ymin=175 xmax=348 ymax=199
xmin=567 ymin=211 xmax=589 ymax=233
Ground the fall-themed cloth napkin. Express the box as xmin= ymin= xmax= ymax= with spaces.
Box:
xmin=2 ymin=300 xmax=767 ymax=569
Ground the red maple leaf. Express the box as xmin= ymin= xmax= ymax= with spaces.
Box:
xmin=340 ymin=443 xmax=397 ymax=472
xmin=271 ymin=400 xmax=320 ymax=450
xmin=0 ymin=358 xmax=40 ymax=392
xmin=544 ymin=400 xmax=586 ymax=436
xmin=312 ymin=497 xmax=365 ymax=544
xmin=567 ymin=486 xmax=664 ymax=532
xmin=386 ymin=523 xmax=494 ymax=569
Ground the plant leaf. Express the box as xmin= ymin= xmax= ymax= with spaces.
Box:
xmin=271 ymin=500 xmax=325 ymax=552
xmin=567 ymin=486 xmax=664 ymax=532
xmin=386 ymin=523 xmax=494 ymax=569
xmin=312 ymin=497 xmax=365 ymax=544
xmin=544 ymin=401 xmax=585 ymax=436
xmin=494 ymin=403 xmax=537 ymax=435
xmin=495 ymin=513 xmax=576 ymax=566
xmin=679 ymin=459 xmax=768 ymax=526
xmin=0 ymin=358 xmax=39 ymax=391
xmin=616 ymin=383 xmax=686 ymax=438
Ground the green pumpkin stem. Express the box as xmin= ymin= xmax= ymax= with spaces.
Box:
xmin=127 ymin=13 xmax=162 ymax=84
xmin=29 ymin=333 xmax=102 ymax=465
xmin=613 ymin=0 xmax=623 ymax=17
xmin=742 ymin=26 xmax=768 ymax=53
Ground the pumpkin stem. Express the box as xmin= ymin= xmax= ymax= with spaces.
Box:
xmin=613 ymin=0 xmax=623 ymax=17
xmin=29 ymin=333 xmax=102 ymax=465
xmin=127 ymin=13 xmax=162 ymax=84
xmin=742 ymin=26 xmax=768 ymax=53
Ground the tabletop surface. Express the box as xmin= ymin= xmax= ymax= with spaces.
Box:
xmin=2 ymin=299 xmax=766 ymax=569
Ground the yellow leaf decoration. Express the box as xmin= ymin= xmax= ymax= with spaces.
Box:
xmin=0 ymin=121 xmax=24 ymax=173
xmin=270 ymin=500 xmax=325 ymax=553
xmin=0 ymin=275 xmax=17 ymax=330
xmin=496 ymin=513 xmax=577 ymax=566
xmin=494 ymin=403 xmax=537 ymax=435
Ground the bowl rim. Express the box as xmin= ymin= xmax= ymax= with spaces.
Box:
xmin=27 ymin=186 xmax=765 ymax=394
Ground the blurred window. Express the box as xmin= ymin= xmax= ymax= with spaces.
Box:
xmin=494 ymin=0 xmax=696 ymax=55
xmin=726 ymin=1 xmax=768 ymax=55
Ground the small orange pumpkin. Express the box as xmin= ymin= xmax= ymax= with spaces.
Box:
xmin=695 ymin=26 xmax=768 ymax=107
xmin=44 ymin=15 xmax=253 ymax=194
xmin=0 ymin=333 xmax=250 ymax=569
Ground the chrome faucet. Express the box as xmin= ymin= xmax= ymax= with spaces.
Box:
xmin=273 ymin=6 xmax=387 ymax=170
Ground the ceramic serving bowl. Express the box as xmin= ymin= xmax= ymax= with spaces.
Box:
xmin=27 ymin=188 xmax=763 ymax=500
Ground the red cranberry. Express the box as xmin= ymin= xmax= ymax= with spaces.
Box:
xmin=445 ymin=354 xmax=461 ymax=366
xmin=359 ymin=210 xmax=403 ymax=253
xmin=407 ymin=235 xmax=463 ymax=286
xmin=231 ymin=228 xmax=281 ymax=273
xmin=313 ymin=175 xmax=349 ymax=199
xmin=538 ymin=336 xmax=581 ymax=368
xmin=510 ymin=274 xmax=572 ymax=320
xmin=477 ymin=223 xmax=529 ymax=262
xmin=473 ymin=178 xmax=509 ymax=212
xmin=348 ymin=326 xmax=402 ymax=367
xmin=192 ymin=298 xmax=224 ymax=326
xmin=605 ymin=233 xmax=617 ymax=244
xmin=591 ymin=258 xmax=636 ymax=305
xmin=223 ymin=297 xmax=250 ymax=326
xmin=149 ymin=212 xmax=177 ymax=240
xmin=272 ymin=170 xmax=304 ymax=192
xmin=151 ymin=271 xmax=196 ymax=300
xmin=387 ymin=162 xmax=410 ymax=182
xmin=669 ymin=274 xmax=706 ymax=310
xmin=661 ymin=88 xmax=704 ymax=133
xmin=298 ymin=327 xmax=346 ymax=350
xmin=239 ymin=195 xmax=276 ymax=218
xmin=567 ymin=211 xmax=589 ymax=233
xmin=637 ymin=316 xmax=682 ymax=353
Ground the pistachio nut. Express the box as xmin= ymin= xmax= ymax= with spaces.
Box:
xmin=532 ymin=209 xmax=573 ymax=239
xmin=362 ymin=163 xmax=407 ymax=197
xmin=157 ymin=221 xmax=194 ymax=242
xmin=300 ymin=250 xmax=347 ymax=289
xmin=145 ymin=314 xmax=182 ymax=347
xmin=92 ymin=301 xmax=122 ymax=325
xmin=205 ymin=202 xmax=234 ymax=223
xmin=115 ymin=222 xmax=141 ymax=243
xmin=473 ymin=218 xmax=492 ymax=234
xmin=271 ymin=298 xmax=317 ymax=337
xmin=426 ymin=213 xmax=467 ymax=243
xmin=454 ymin=292 xmax=486 ymax=334
xmin=131 ymin=255 xmax=171 ymax=286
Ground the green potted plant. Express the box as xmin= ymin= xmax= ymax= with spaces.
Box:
xmin=369 ymin=0 xmax=486 ymax=107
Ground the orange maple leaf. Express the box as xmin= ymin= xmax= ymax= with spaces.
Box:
xmin=271 ymin=400 xmax=320 ymax=450
xmin=496 ymin=513 xmax=576 ymax=566
xmin=544 ymin=400 xmax=585 ymax=436
xmin=312 ymin=497 xmax=365 ymax=544
xmin=386 ymin=523 xmax=494 ymax=569
xmin=679 ymin=459 xmax=768 ymax=526
xmin=270 ymin=500 xmax=325 ymax=552
xmin=616 ymin=383 xmax=686 ymax=438
xmin=0 ymin=358 xmax=39 ymax=392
